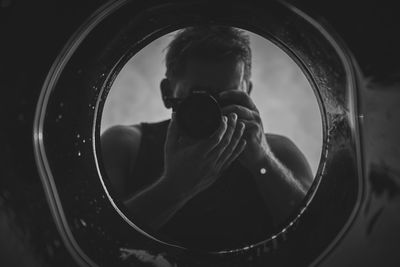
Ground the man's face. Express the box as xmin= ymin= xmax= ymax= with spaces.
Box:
xmin=171 ymin=58 xmax=250 ymax=98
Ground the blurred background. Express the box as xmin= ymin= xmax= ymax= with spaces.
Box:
xmin=101 ymin=30 xmax=323 ymax=176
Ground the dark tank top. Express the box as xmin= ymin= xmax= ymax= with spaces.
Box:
xmin=129 ymin=120 xmax=273 ymax=250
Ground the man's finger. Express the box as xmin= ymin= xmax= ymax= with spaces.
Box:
xmin=221 ymin=105 xmax=254 ymax=120
xmin=219 ymin=90 xmax=258 ymax=111
xmin=208 ymin=113 xmax=238 ymax=158
xmin=166 ymin=112 xmax=180 ymax=146
xmin=240 ymin=119 xmax=259 ymax=129
xmin=220 ymin=139 xmax=247 ymax=171
xmin=216 ymin=121 xmax=245 ymax=166
xmin=202 ymin=115 xmax=228 ymax=155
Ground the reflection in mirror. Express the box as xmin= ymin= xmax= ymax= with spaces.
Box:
xmin=100 ymin=26 xmax=322 ymax=251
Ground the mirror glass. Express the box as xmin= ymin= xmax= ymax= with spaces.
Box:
xmin=100 ymin=27 xmax=323 ymax=251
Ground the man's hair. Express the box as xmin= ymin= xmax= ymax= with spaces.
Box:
xmin=165 ymin=26 xmax=252 ymax=82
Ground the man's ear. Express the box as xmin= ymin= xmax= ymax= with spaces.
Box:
xmin=160 ymin=78 xmax=173 ymax=109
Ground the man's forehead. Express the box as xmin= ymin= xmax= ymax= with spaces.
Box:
xmin=175 ymin=59 xmax=246 ymax=92
xmin=184 ymin=57 xmax=244 ymax=74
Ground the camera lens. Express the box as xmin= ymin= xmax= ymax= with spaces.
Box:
xmin=176 ymin=92 xmax=222 ymax=139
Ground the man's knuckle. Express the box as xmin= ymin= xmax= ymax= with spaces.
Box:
xmin=255 ymin=114 xmax=261 ymax=123
xmin=229 ymin=106 xmax=239 ymax=113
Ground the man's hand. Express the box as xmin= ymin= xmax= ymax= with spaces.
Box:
xmin=219 ymin=90 xmax=270 ymax=170
xmin=163 ymin=111 xmax=247 ymax=199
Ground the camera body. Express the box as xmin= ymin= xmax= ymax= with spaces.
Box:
xmin=173 ymin=91 xmax=229 ymax=139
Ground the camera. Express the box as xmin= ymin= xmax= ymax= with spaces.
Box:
xmin=171 ymin=91 xmax=228 ymax=139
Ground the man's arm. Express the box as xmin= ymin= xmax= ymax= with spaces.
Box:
xmin=100 ymin=124 xmax=189 ymax=231
xmin=219 ymin=90 xmax=313 ymax=226
xmin=249 ymin=134 xmax=313 ymax=226
xmin=100 ymin=124 xmax=186 ymax=231
xmin=101 ymin=113 xmax=247 ymax=233
xmin=101 ymin=125 xmax=141 ymax=199
xmin=268 ymin=134 xmax=313 ymax=190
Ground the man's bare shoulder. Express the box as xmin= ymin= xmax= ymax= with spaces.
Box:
xmin=101 ymin=124 xmax=142 ymax=144
xmin=266 ymin=133 xmax=313 ymax=188
xmin=100 ymin=124 xmax=143 ymax=173
xmin=266 ymin=133 xmax=302 ymax=164
xmin=100 ymin=125 xmax=143 ymax=198
xmin=266 ymin=133 xmax=296 ymax=153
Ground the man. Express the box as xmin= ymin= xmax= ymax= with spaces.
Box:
xmin=101 ymin=26 xmax=313 ymax=249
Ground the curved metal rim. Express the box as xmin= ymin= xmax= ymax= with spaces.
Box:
xmin=32 ymin=0 xmax=364 ymax=265
xmin=32 ymin=1 xmax=133 ymax=266
xmin=278 ymin=3 xmax=365 ymax=266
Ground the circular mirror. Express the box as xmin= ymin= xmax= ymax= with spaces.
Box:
xmin=100 ymin=28 xmax=323 ymax=251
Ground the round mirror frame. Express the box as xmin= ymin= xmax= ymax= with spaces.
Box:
xmin=33 ymin=0 xmax=364 ymax=266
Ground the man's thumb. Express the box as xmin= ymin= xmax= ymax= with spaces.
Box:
xmin=166 ymin=112 xmax=179 ymax=145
